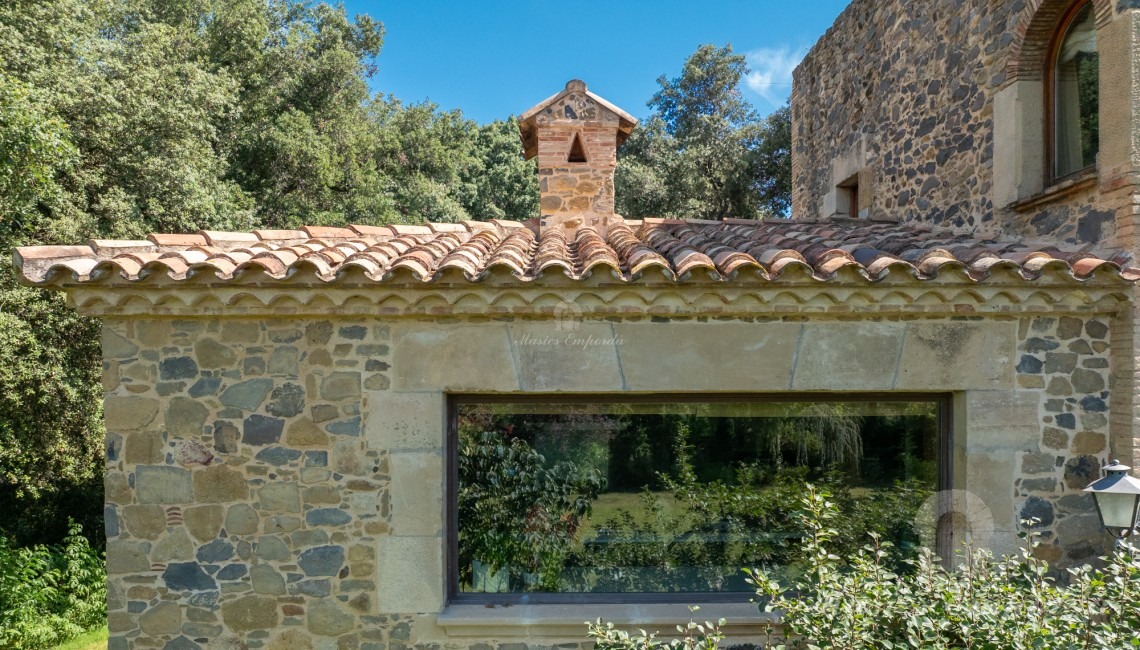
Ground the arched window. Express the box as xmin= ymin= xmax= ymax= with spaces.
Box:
xmin=1049 ymin=0 xmax=1099 ymax=181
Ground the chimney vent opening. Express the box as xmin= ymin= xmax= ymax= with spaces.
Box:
xmin=567 ymin=133 xmax=588 ymax=164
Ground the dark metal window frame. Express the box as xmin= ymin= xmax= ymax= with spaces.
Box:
xmin=446 ymin=392 xmax=953 ymax=606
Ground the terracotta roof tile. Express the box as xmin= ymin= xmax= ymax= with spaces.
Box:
xmin=14 ymin=219 xmax=1139 ymax=287
xmin=425 ymin=222 xmax=467 ymax=234
xmin=149 ymin=233 xmax=207 ymax=247
xmin=201 ymin=231 xmax=260 ymax=247
xmin=88 ymin=240 xmax=155 ymax=256
xmin=390 ymin=224 xmax=435 ymax=236
xmin=252 ymin=229 xmax=308 ymax=242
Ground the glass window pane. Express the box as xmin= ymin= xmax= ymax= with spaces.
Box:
xmin=1054 ymin=3 xmax=1099 ymax=178
xmin=456 ymin=398 xmax=941 ymax=596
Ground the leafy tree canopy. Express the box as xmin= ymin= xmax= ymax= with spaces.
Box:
xmin=616 ymin=44 xmax=792 ymax=221
xmin=0 ymin=0 xmax=541 ymax=545
xmin=0 ymin=3 xmax=790 ymax=547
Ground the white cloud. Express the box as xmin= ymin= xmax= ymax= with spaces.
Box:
xmin=744 ymin=46 xmax=806 ymax=108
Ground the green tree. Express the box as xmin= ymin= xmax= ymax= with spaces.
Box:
xmin=369 ymin=102 xmax=537 ymax=224
xmin=749 ymin=105 xmax=792 ymax=218
xmin=459 ymin=118 xmax=539 ymax=222
xmin=220 ymin=0 xmax=387 ymax=227
xmin=616 ymin=44 xmax=791 ymax=220
xmin=651 ymin=43 xmax=754 ymax=141
xmin=0 ymin=0 xmax=390 ymax=546
xmin=0 ymin=276 xmax=103 ymax=546
xmin=1 ymin=0 xmax=390 ymax=238
xmin=0 ymin=0 xmax=543 ymax=548
xmin=0 ymin=75 xmax=74 ymax=241
xmin=371 ymin=98 xmax=479 ymax=223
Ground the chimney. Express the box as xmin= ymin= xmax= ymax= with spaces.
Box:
xmin=518 ymin=80 xmax=638 ymax=237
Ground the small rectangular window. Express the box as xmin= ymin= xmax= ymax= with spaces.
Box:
xmin=837 ymin=173 xmax=861 ymax=219
xmin=450 ymin=395 xmax=947 ymax=603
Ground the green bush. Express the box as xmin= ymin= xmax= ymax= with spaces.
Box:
xmin=572 ymin=430 xmax=931 ymax=594
xmin=458 ymin=430 xmax=605 ymax=591
xmin=589 ymin=486 xmax=1140 ymax=649
xmin=589 ymin=607 xmax=725 ymax=650
xmin=0 ymin=523 xmax=106 ymax=649
xmin=0 ymin=272 xmax=104 ymax=549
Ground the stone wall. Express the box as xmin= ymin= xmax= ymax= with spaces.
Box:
xmin=1012 ymin=316 xmax=1111 ymax=563
xmin=103 ymin=318 xmax=395 ymax=649
xmin=101 ymin=307 xmax=1119 ymax=648
xmin=791 ymin=0 xmax=1139 ymax=249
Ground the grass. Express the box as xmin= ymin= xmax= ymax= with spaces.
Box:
xmin=51 ymin=627 xmax=107 ymax=650
xmin=578 ymin=490 xmax=684 ymax=541
xmin=590 ymin=490 xmax=681 ymax=523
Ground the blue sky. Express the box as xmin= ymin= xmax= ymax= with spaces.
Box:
xmin=341 ymin=1 xmax=851 ymax=124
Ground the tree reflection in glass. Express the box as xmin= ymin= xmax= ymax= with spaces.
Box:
xmin=1054 ymin=2 xmax=1099 ymax=179
xmin=456 ymin=399 xmax=941 ymax=596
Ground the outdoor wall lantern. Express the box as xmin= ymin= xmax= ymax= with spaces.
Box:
xmin=1084 ymin=461 xmax=1140 ymax=541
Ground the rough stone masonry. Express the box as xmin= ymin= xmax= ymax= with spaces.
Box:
xmin=518 ymin=79 xmax=637 ymax=239
xmin=791 ymin=0 xmax=1139 ymax=251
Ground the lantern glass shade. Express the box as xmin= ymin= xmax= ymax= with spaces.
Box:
xmin=1085 ymin=462 xmax=1140 ymax=539
xmin=1092 ymin=491 xmax=1140 ymax=534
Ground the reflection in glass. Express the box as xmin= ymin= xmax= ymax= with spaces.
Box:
xmin=1054 ymin=3 xmax=1099 ymax=179
xmin=456 ymin=399 xmax=940 ymax=596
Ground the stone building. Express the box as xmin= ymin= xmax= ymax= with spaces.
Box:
xmin=792 ymin=0 xmax=1140 ymax=568
xmin=9 ymin=2 xmax=1140 ymax=643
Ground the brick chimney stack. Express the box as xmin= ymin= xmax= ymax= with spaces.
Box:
xmin=518 ymin=80 xmax=638 ymax=237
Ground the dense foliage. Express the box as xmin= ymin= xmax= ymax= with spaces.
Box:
xmin=589 ymin=607 xmax=726 ymax=650
xmin=0 ymin=0 xmax=791 ymax=553
xmin=589 ymin=487 xmax=1140 ymax=649
xmin=0 ymin=0 xmax=543 ymax=547
xmin=616 ymin=44 xmax=792 ymax=220
xmin=458 ymin=430 xmax=605 ymax=591
xmin=1 ymin=0 xmax=540 ymax=238
xmin=457 ymin=406 xmax=936 ymax=595
xmin=0 ymin=275 xmax=103 ymax=545
xmin=579 ymin=466 xmax=931 ymax=593
xmin=0 ymin=524 xmax=106 ymax=649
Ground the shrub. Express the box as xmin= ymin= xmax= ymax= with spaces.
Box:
xmin=588 ymin=607 xmax=726 ymax=650
xmin=0 ymin=273 xmax=104 ymax=549
xmin=0 ymin=523 xmax=106 ymax=649
xmin=588 ymin=486 xmax=1140 ymax=649
xmin=752 ymin=486 xmax=1140 ymax=648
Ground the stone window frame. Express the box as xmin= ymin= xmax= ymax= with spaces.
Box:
xmin=836 ymin=172 xmax=863 ymax=219
xmin=443 ymin=391 xmax=954 ymax=607
xmin=995 ymin=0 xmax=1112 ymax=210
xmin=822 ymin=137 xmax=880 ymax=221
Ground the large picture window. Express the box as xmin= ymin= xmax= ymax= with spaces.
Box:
xmin=449 ymin=395 xmax=948 ymax=603
xmin=1050 ymin=0 xmax=1099 ymax=180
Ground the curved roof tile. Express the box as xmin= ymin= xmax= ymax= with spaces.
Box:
xmin=14 ymin=219 xmax=1139 ymax=287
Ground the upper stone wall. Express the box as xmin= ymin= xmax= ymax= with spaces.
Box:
xmin=790 ymin=0 xmax=1134 ymax=248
